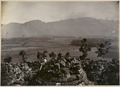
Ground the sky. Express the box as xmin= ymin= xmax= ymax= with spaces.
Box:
xmin=1 ymin=1 xmax=119 ymax=24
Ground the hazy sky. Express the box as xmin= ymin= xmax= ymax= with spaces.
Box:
xmin=1 ymin=1 xmax=119 ymax=24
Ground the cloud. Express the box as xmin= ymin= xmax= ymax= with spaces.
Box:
xmin=2 ymin=1 xmax=119 ymax=24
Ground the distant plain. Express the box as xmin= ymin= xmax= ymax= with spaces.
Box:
xmin=1 ymin=36 xmax=119 ymax=63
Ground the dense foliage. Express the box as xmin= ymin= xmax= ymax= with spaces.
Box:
xmin=1 ymin=38 xmax=119 ymax=85
xmin=71 ymin=37 xmax=111 ymax=47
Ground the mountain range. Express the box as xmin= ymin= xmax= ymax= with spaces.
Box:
xmin=1 ymin=17 xmax=119 ymax=38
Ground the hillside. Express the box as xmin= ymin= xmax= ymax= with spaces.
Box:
xmin=2 ymin=17 xmax=118 ymax=38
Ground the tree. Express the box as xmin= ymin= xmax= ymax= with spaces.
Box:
xmin=49 ymin=52 xmax=56 ymax=61
xmin=37 ymin=51 xmax=48 ymax=71
xmin=4 ymin=55 xmax=12 ymax=63
xmin=95 ymin=40 xmax=111 ymax=58
xmin=37 ymin=51 xmax=40 ymax=59
xmin=19 ymin=50 xmax=27 ymax=62
xmin=79 ymin=38 xmax=91 ymax=60
xmin=42 ymin=51 xmax=47 ymax=59
xmin=37 ymin=51 xmax=42 ymax=61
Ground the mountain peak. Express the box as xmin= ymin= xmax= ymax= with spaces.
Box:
xmin=24 ymin=19 xmax=45 ymax=24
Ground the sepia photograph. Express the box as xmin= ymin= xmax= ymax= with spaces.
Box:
xmin=1 ymin=1 xmax=119 ymax=86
